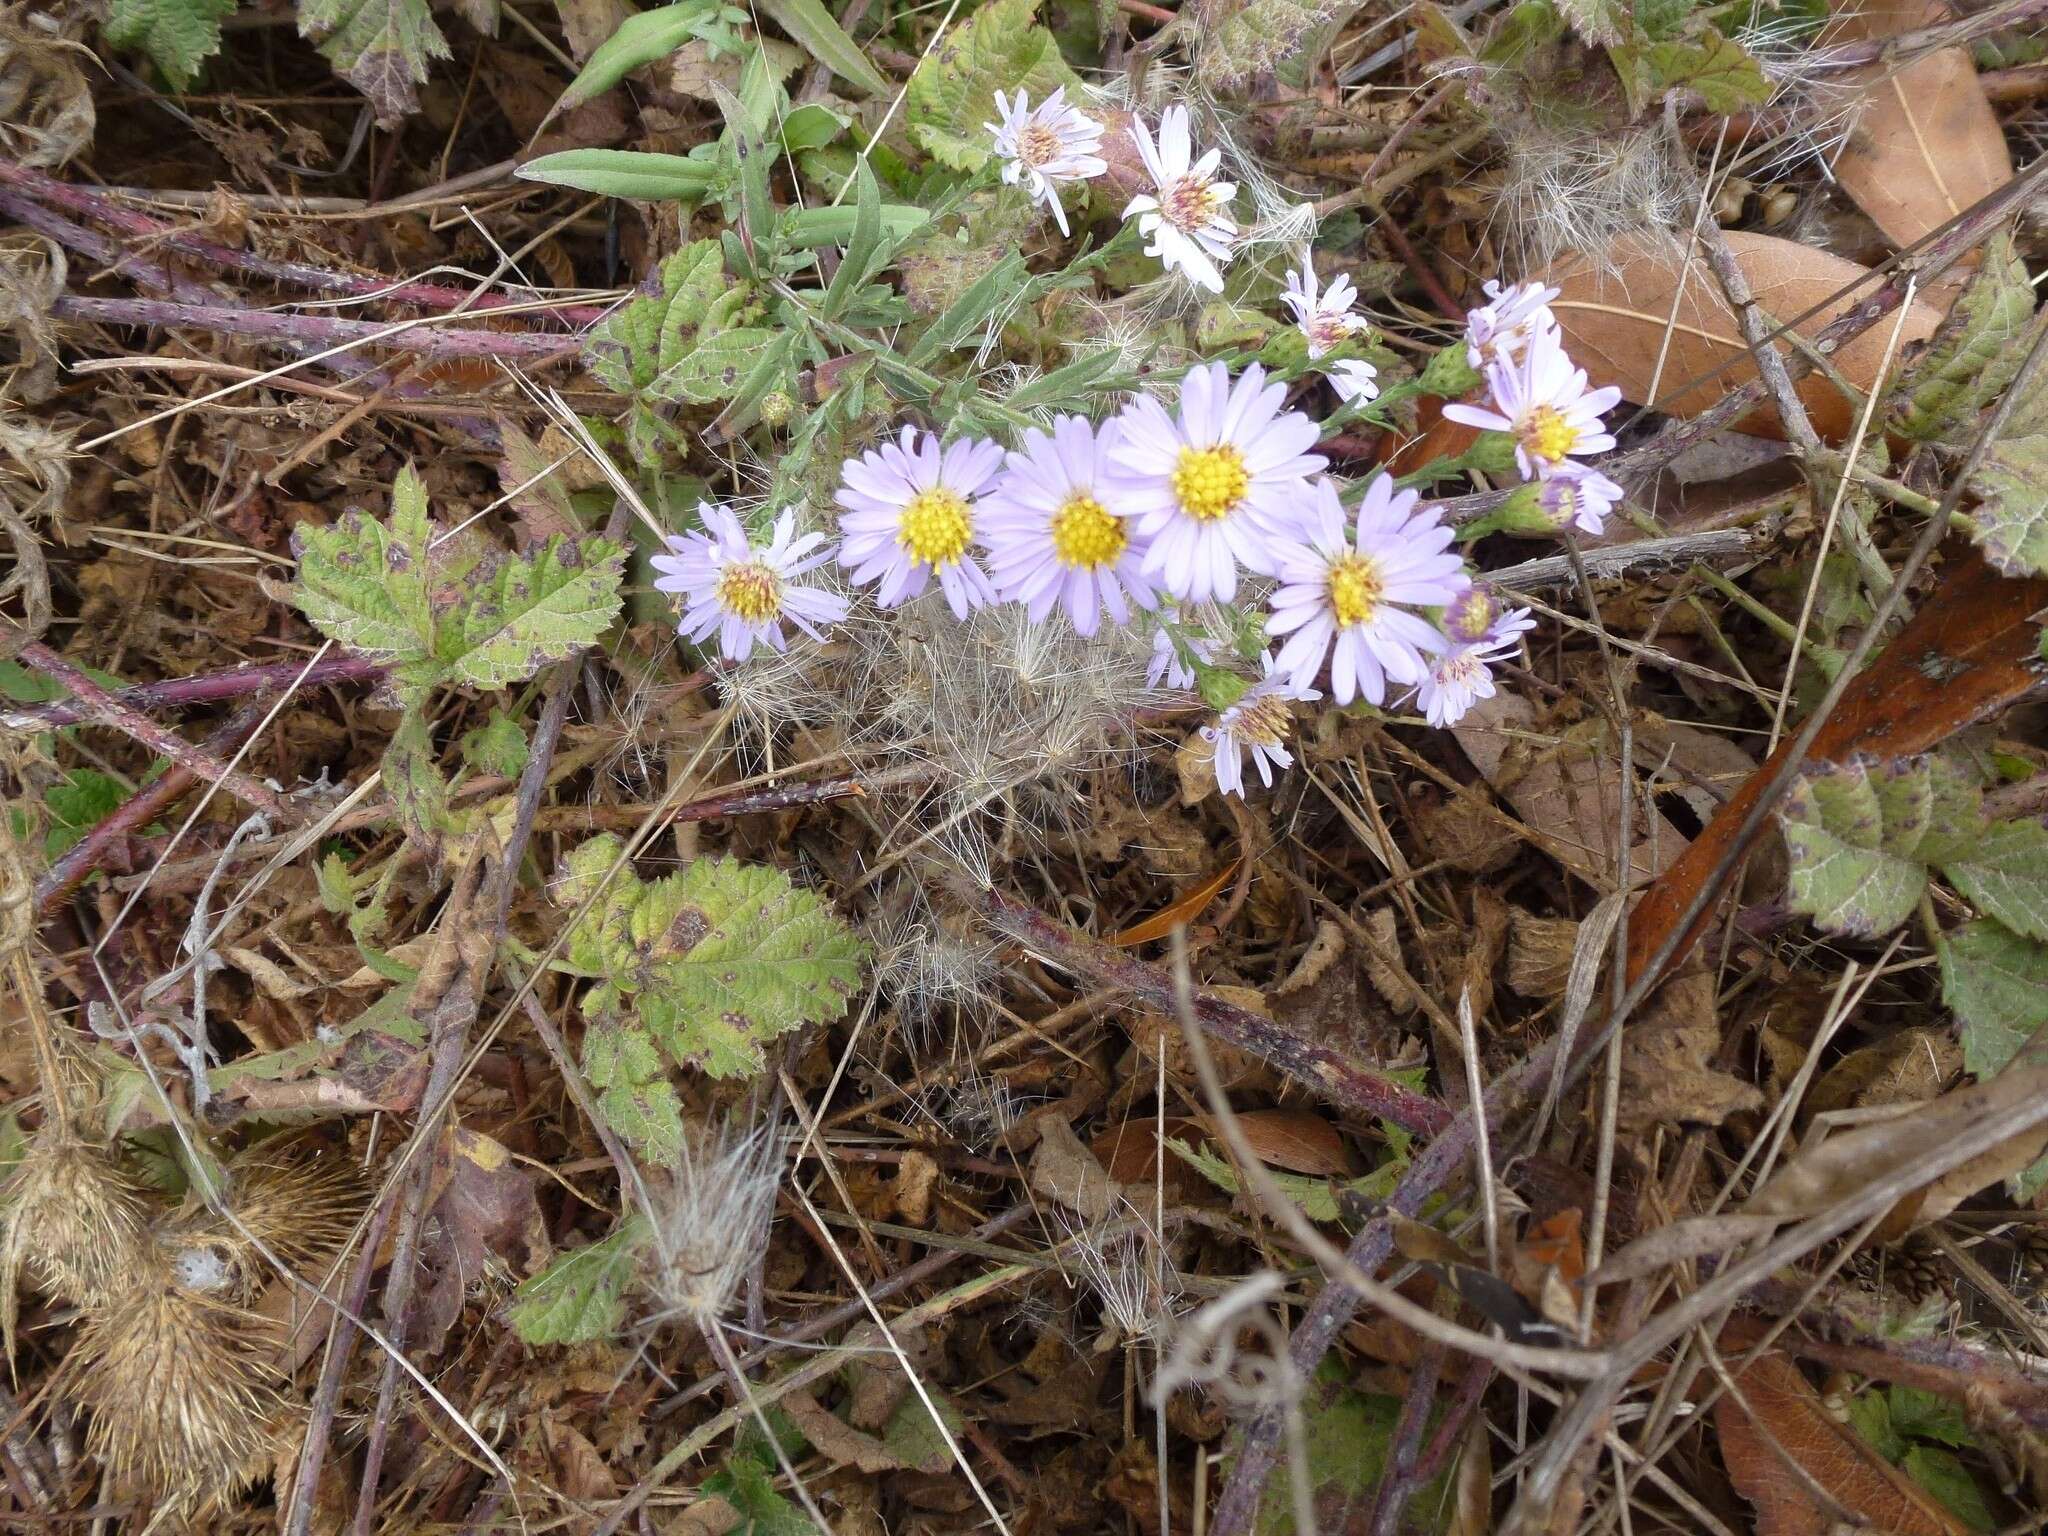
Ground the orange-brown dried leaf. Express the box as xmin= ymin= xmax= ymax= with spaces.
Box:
xmin=1543 ymin=231 xmax=1945 ymax=441
xmin=1824 ymin=0 xmax=2012 ymax=258
xmin=1713 ymin=1345 xmax=1969 ymax=1536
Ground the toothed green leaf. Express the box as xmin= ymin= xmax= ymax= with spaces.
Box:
xmin=460 ymin=709 xmax=529 ymax=779
xmin=1644 ymin=27 xmax=1769 ymax=113
xmin=382 ymin=707 xmax=450 ymax=852
xmin=1966 ymin=434 xmax=2048 ymax=579
xmin=42 ymin=768 xmax=132 ymax=857
xmin=1940 ymin=818 xmax=2048 ymax=943
xmin=1889 ymin=234 xmax=2041 ymax=446
xmin=291 ymin=466 xmax=623 ymax=699
xmin=1779 ymin=756 xmax=1983 ymax=938
xmin=1941 ymin=918 xmax=2048 ymax=1077
xmin=105 ymin=0 xmax=235 ymax=89
xmin=1198 ymin=0 xmax=1367 ymax=93
xmin=582 ymin=1020 xmax=686 ymax=1162
xmin=509 ymin=1215 xmax=652 ymax=1345
xmin=905 ymin=0 xmax=1082 ymax=171
xmin=297 ymin=0 xmax=451 ymax=123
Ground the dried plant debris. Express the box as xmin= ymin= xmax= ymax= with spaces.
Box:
xmin=10 ymin=0 xmax=2048 ymax=1528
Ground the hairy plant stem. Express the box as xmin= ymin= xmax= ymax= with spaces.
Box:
xmin=3 ymin=653 xmax=385 ymax=731
xmin=9 ymin=638 xmax=301 ymax=823
xmin=33 ymin=702 xmax=266 ymax=913
xmin=0 ymin=158 xmax=613 ymax=327
xmin=53 ymin=293 xmax=580 ymax=362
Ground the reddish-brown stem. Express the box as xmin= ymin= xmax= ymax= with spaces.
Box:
xmin=10 ymin=639 xmax=300 ymax=823
xmin=0 ymin=158 xmax=612 ymax=328
xmin=33 ymin=703 xmax=266 ymax=912
xmin=974 ymin=885 xmax=1453 ymax=1138
xmin=4 ymin=653 xmax=385 ymax=731
xmin=53 ymin=294 xmax=579 ymax=363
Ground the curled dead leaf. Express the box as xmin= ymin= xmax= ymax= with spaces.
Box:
xmin=1194 ymin=1108 xmax=1355 ymax=1177
xmin=1824 ymin=0 xmax=2012 ymax=260
xmin=1713 ymin=1345 xmax=1969 ymax=1536
xmin=1543 ymin=231 xmax=1945 ymax=442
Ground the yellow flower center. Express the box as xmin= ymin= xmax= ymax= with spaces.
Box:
xmin=715 ymin=561 xmax=782 ymax=623
xmin=1521 ymin=405 xmax=1578 ymax=466
xmin=1162 ymin=176 xmax=1222 ymax=235
xmin=1232 ymin=693 xmax=1292 ymax=749
xmin=1017 ymin=122 xmax=1064 ymax=168
xmin=1171 ymin=445 xmax=1250 ymax=523
xmin=898 ymin=488 xmax=973 ymax=567
xmin=1049 ymin=495 xmax=1126 ymax=570
xmin=1326 ymin=553 xmax=1384 ymax=628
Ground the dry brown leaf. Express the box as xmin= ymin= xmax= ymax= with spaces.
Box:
xmin=1543 ymin=231 xmax=1945 ymax=442
xmin=1617 ymin=966 xmax=1763 ymax=1133
xmin=1804 ymin=1027 xmax=1960 ymax=1120
xmin=540 ymin=1410 xmax=617 ymax=1501
xmin=1107 ymin=857 xmax=1241 ymax=946
xmin=782 ymin=1391 xmax=950 ymax=1475
xmin=1455 ymin=691 xmax=1689 ymax=892
xmin=1714 ymin=1346 xmax=1969 ymax=1536
xmin=1824 ymin=0 xmax=2012 ymax=259
xmin=1507 ymin=910 xmax=1577 ymax=999
xmin=1029 ymin=1116 xmax=1123 ymax=1223
xmin=1089 ymin=1116 xmax=1209 ymax=1201
xmin=1195 ymin=1109 xmax=1356 ymax=1177
xmin=1360 ymin=907 xmax=1421 ymax=1014
xmin=892 ymin=1148 xmax=940 ymax=1227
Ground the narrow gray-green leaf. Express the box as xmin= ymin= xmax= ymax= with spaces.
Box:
xmin=755 ymin=0 xmax=890 ymax=96
xmin=517 ymin=148 xmax=720 ymax=201
xmin=551 ymin=0 xmax=721 ymax=114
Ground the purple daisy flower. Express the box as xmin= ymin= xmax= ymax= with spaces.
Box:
xmin=1410 ymin=590 xmax=1535 ymax=728
xmin=1442 ymin=329 xmax=1621 ymax=482
xmin=1146 ymin=625 xmax=1212 ymax=690
xmin=1266 ymin=475 xmax=1470 ymax=705
xmin=835 ymin=427 xmax=1005 ymax=619
xmin=1536 ymin=463 xmax=1625 ymax=535
xmin=1464 ymin=278 xmax=1561 ymax=370
xmin=979 ymin=416 xmax=1155 ymax=636
xmin=650 ymin=503 xmax=849 ymax=662
xmin=1202 ymin=655 xmax=1318 ymax=798
xmin=1107 ymin=362 xmax=1326 ymax=605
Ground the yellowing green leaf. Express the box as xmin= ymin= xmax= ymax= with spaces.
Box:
xmin=1967 ymin=434 xmax=2048 ymax=579
xmin=905 ymin=0 xmax=1081 ymax=171
xmin=1940 ymin=918 xmax=2048 ymax=1076
xmin=1780 ymin=756 xmax=1982 ymax=937
xmin=583 ymin=1020 xmax=686 ymax=1160
xmin=582 ymin=241 xmax=739 ymax=395
xmin=509 ymin=1215 xmax=650 ymax=1345
xmin=1889 ymin=234 xmax=2040 ymax=445
xmin=297 ymin=0 xmax=451 ymax=123
xmin=106 ymin=0 xmax=235 ymax=90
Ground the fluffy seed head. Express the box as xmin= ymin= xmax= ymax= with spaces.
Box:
xmin=1 ymin=1133 xmax=154 ymax=1339
xmin=648 ymin=1118 xmax=784 ymax=1328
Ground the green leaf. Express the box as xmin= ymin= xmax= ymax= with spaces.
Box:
xmin=516 ymin=148 xmax=722 ymax=202
xmin=440 ymin=535 xmax=625 ymax=690
xmin=908 ymin=250 xmax=1028 ymax=365
xmin=905 ymin=0 xmax=1082 ymax=172
xmin=1779 ymin=756 xmax=1982 ymax=938
xmin=43 ymin=768 xmax=131 ymax=857
xmin=297 ymin=0 xmax=452 ymax=124
xmin=1940 ymin=818 xmax=2048 ymax=943
xmin=106 ymin=0 xmax=235 ymax=89
xmin=1889 ymin=234 xmax=2041 ymax=446
xmin=552 ymin=0 xmax=724 ymax=114
xmin=1248 ymin=1360 xmax=1458 ymax=1535
xmin=291 ymin=466 xmax=623 ymax=697
xmin=1966 ymin=434 xmax=2048 ymax=578
xmin=1900 ymin=1447 xmax=1995 ymax=1533
xmin=582 ymin=1020 xmax=686 ymax=1161
xmin=382 ymin=707 xmax=450 ymax=852
xmin=1940 ymin=918 xmax=2048 ymax=1077
xmin=1848 ymin=1391 xmax=1904 ymax=1462
xmin=509 ymin=1215 xmax=651 ymax=1345
xmin=756 ymin=0 xmax=891 ymax=96
xmin=461 ymin=709 xmax=529 ymax=778
xmin=780 ymin=101 xmax=848 ymax=151
xmin=702 ymin=1452 xmax=814 ymax=1536
xmin=779 ymin=202 xmax=930 ymax=248
xmin=1556 ymin=0 xmax=1627 ymax=46
xmin=1645 ymin=27 xmax=1770 ymax=112
xmin=1198 ymin=0 xmax=1367 ymax=94
xmin=1886 ymin=1387 xmax=1973 ymax=1450
xmin=583 ymin=241 xmax=735 ymax=394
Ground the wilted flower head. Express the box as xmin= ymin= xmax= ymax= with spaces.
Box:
xmin=1282 ymin=258 xmax=1369 ymax=358
xmin=1329 ymin=358 xmax=1380 ymax=405
xmin=1109 ymin=362 xmax=1325 ymax=604
xmin=986 ymin=88 xmax=1107 ymax=237
xmin=651 ymin=504 xmax=848 ymax=662
xmin=1443 ymin=329 xmax=1620 ymax=480
xmin=1535 ymin=462 xmax=1625 ymax=535
xmin=980 ymin=415 xmax=1155 ymax=636
xmin=1203 ymin=655 xmax=1318 ymax=798
xmin=1267 ymin=475 xmax=1469 ymax=706
xmin=1122 ymin=106 xmax=1238 ymax=293
xmin=1410 ymin=593 xmax=1535 ymax=728
xmin=1464 ymin=278 xmax=1562 ymax=370
xmin=836 ymin=428 xmax=1006 ymax=619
